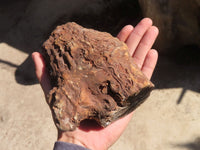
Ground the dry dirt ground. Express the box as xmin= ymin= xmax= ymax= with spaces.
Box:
xmin=1 ymin=1 xmax=200 ymax=150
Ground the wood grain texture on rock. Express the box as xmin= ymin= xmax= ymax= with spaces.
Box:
xmin=42 ymin=22 xmax=154 ymax=131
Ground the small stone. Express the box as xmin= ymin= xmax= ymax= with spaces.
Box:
xmin=0 ymin=116 xmax=3 ymax=122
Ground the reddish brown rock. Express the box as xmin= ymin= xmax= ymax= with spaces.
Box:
xmin=42 ymin=22 xmax=154 ymax=131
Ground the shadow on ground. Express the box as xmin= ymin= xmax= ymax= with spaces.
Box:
xmin=172 ymin=137 xmax=200 ymax=150
xmin=152 ymin=45 xmax=200 ymax=104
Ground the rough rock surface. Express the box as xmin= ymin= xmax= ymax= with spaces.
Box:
xmin=42 ymin=22 xmax=154 ymax=131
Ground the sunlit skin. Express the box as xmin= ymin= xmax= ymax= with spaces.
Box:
xmin=32 ymin=18 xmax=159 ymax=150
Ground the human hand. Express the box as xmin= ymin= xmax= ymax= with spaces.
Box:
xmin=32 ymin=18 xmax=158 ymax=150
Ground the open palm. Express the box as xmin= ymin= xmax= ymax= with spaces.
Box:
xmin=32 ymin=18 xmax=158 ymax=150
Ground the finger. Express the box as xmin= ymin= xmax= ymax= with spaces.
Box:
xmin=141 ymin=49 xmax=158 ymax=80
xmin=132 ymin=26 xmax=159 ymax=68
xmin=32 ymin=52 xmax=52 ymax=95
xmin=32 ymin=52 xmax=45 ymax=82
xmin=126 ymin=18 xmax=153 ymax=55
xmin=117 ymin=25 xmax=134 ymax=42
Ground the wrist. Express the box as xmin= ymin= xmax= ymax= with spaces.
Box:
xmin=57 ymin=130 xmax=88 ymax=149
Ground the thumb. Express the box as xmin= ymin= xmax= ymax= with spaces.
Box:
xmin=32 ymin=52 xmax=52 ymax=96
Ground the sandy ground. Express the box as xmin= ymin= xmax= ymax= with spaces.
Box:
xmin=1 ymin=1 xmax=200 ymax=150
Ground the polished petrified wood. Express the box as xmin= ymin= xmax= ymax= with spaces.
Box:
xmin=42 ymin=22 xmax=154 ymax=131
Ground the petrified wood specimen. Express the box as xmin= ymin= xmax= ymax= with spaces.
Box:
xmin=43 ymin=22 xmax=154 ymax=131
